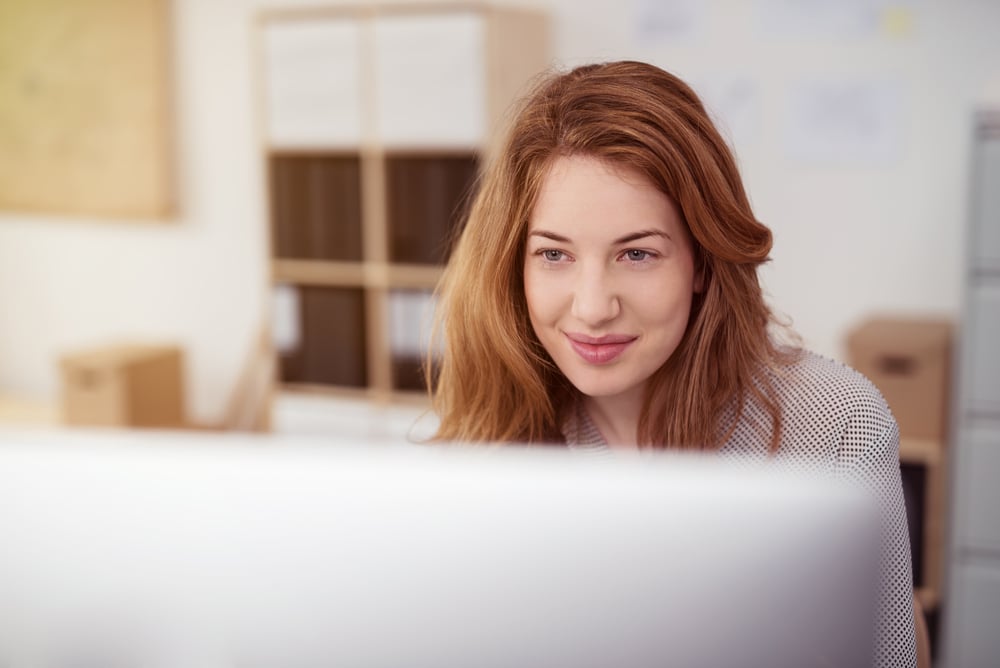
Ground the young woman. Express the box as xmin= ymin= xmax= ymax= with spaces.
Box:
xmin=429 ymin=60 xmax=917 ymax=668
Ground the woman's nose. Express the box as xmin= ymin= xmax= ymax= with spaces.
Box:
xmin=571 ymin=265 xmax=621 ymax=327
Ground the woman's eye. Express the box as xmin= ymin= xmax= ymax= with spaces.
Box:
xmin=623 ymin=249 xmax=651 ymax=262
xmin=541 ymin=249 xmax=565 ymax=262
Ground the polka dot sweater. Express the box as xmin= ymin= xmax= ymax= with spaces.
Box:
xmin=562 ymin=350 xmax=918 ymax=668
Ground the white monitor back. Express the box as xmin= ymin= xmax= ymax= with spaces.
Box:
xmin=0 ymin=429 xmax=879 ymax=668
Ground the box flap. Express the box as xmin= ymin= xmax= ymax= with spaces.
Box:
xmin=846 ymin=318 xmax=954 ymax=356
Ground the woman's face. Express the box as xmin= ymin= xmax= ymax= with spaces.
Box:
xmin=523 ymin=154 xmax=701 ymax=407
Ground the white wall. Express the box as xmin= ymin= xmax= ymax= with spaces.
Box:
xmin=1 ymin=0 xmax=998 ymax=422
xmin=539 ymin=0 xmax=1000 ymax=357
xmin=0 ymin=0 xmax=271 ymax=423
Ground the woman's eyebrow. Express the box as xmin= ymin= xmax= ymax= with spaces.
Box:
xmin=528 ymin=229 xmax=670 ymax=244
xmin=614 ymin=229 xmax=669 ymax=244
xmin=528 ymin=230 xmax=571 ymax=242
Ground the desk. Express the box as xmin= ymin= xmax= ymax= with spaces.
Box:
xmin=0 ymin=395 xmax=58 ymax=427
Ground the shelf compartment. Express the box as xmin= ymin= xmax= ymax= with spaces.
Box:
xmin=386 ymin=153 xmax=478 ymax=265
xmin=270 ymin=153 xmax=363 ymax=262
xmin=261 ymin=17 xmax=363 ymax=148
xmin=276 ymin=285 xmax=368 ymax=388
xmin=386 ymin=288 xmax=438 ymax=392
xmin=899 ymin=436 xmax=948 ymax=613
xmin=373 ymin=12 xmax=487 ymax=148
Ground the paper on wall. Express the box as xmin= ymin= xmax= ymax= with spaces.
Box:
xmin=634 ymin=0 xmax=706 ymax=45
xmin=757 ymin=0 xmax=876 ymax=39
xmin=756 ymin=0 xmax=921 ymax=39
xmin=783 ymin=79 xmax=903 ymax=165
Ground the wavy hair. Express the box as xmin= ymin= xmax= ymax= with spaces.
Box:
xmin=430 ymin=61 xmax=794 ymax=449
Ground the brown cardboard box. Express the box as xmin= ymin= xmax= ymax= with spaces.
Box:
xmin=60 ymin=344 xmax=185 ymax=428
xmin=846 ymin=318 xmax=953 ymax=443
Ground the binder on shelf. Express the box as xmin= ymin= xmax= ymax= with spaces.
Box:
xmin=279 ymin=286 xmax=368 ymax=388
xmin=387 ymin=154 xmax=479 ymax=265
xmin=387 ymin=289 xmax=438 ymax=392
xmin=270 ymin=154 xmax=363 ymax=262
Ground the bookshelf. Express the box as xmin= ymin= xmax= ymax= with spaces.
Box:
xmin=255 ymin=3 xmax=549 ymax=402
xmin=898 ymin=437 xmax=946 ymax=612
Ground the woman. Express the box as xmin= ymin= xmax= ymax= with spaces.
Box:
xmin=430 ymin=60 xmax=917 ymax=668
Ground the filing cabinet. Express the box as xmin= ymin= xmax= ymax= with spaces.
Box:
xmin=942 ymin=110 xmax=1000 ymax=667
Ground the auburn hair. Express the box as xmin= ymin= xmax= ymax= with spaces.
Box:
xmin=429 ymin=60 xmax=794 ymax=449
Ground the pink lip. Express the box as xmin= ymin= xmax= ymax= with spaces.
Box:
xmin=565 ymin=332 xmax=637 ymax=365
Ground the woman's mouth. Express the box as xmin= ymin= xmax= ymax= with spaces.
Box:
xmin=565 ymin=333 xmax=637 ymax=365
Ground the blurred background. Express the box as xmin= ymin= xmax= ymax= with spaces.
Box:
xmin=1 ymin=0 xmax=999 ymax=665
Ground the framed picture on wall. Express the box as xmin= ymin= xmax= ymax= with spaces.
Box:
xmin=0 ymin=0 xmax=174 ymax=218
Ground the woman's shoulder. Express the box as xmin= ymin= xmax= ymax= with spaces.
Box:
xmin=768 ymin=348 xmax=894 ymax=425
xmin=724 ymin=348 xmax=899 ymax=464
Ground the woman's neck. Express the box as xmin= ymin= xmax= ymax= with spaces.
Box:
xmin=583 ymin=388 xmax=644 ymax=449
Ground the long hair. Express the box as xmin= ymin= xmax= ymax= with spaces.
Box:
xmin=430 ymin=60 xmax=793 ymax=449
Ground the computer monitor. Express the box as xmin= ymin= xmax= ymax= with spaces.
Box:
xmin=0 ymin=428 xmax=880 ymax=667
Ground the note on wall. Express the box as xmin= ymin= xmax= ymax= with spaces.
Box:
xmin=757 ymin=0 xmax=879 ymax=38
xmin=783 ymin=80 xmax=903 ymax=165
xmin=757 ymin=0 xmax=921 ymax=39
xmin=634 ymin=0 xmax=706 ymax=44
xmin=880 ymin=2 xmax=918 ymax=38
xmin=0 ymin=0 xmax=173 ymax=217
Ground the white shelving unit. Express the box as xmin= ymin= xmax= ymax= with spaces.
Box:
xmin=254 ymin=3 xmax=549 ymax=403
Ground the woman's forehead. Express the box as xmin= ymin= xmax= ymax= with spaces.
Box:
xmin=527 ymin=154 xmax=683 ymax=239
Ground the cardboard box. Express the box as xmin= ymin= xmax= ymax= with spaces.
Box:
xmin=60 ymin=344 xmax=185 ymax=428
xmin=846 ymin=318 xmax=954 ymax=443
